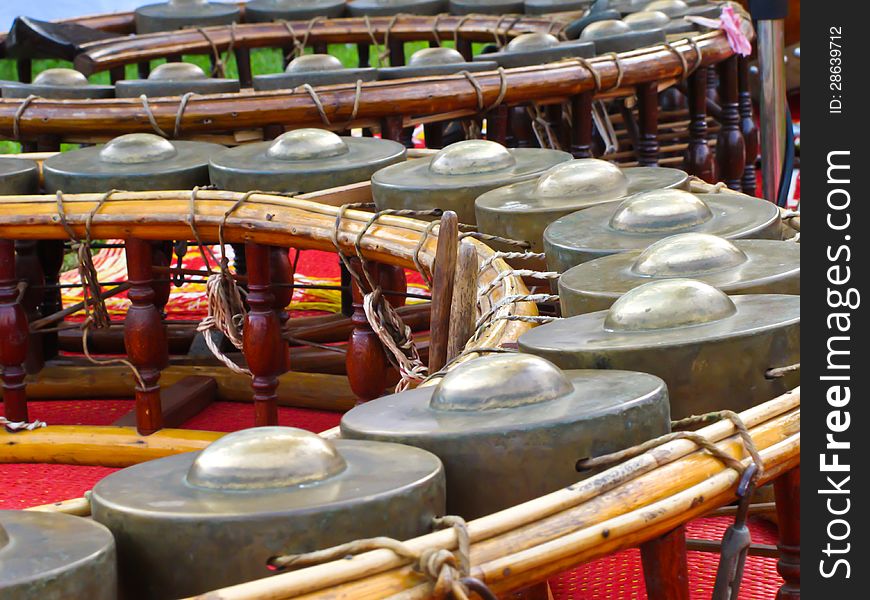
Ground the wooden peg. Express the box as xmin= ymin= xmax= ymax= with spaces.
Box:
xmin=446 ymin=241 xmax=478 ymax=362
xmin=0 ymin=239 xmax=29 ymax=422
xmin=774 ymin=467 xmax=800 ymax=599
xmin=640 ymin=525 xmax=690 ymax=600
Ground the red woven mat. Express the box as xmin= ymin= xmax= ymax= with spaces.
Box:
xmin=1 ymin=400 xmax=783 ymax=598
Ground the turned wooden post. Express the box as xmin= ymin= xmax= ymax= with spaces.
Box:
xmin=313 ymin=42 xmax=328 ymax=54
xmin=388 ymin=39 xmax=405 ymax=67
xmin=428 ymin=211 xmax=459 ymax=374
xmin=123 ymin=237 xmax=168 ymax=435
xmin=109 ymin=66 xmax=126 ymax=85
xmin=243 ymin=242 xmax=285 ymax=426
xmin=684 ymin=66 xmax=715 ymax=182
xmin=487 ymin=105 xmax=509 ymax=145
xmin=738 ymin=56 xmax=759 ymax=195
xmin=511 ymin=106 xmax=535 ymax=148
xmin=381 ymin=115 xmax=413 ymax=149
xmin=706 ymin=66 xmax=720 ymax=105
xmin=17 ymin=58 xmax=32 ymax=83
xmin=0 ymin=239 xmax=30 ymax=423
xmin=151 ymin=241 xmax=172 ymax=314
xmin=424 ymin=122 xmax=445 ymax=149
xmin=640 ymin=525 xmax=690 ymax=600
xmin=269 ymin=247 xmax=294 ymax=325
xmin=234 ymin=47 xmax=253 ymax=88
xmin=14 ymin=241 xmax=45 ymax=375
xmin=138 ymin=61 xmax=151 ymax=80
xmin=357 ymin=43 xmax=371 ymax=68
xmin=716 ymin=56 xmax=746 ymax=190
xmin=570 ymin=92 xmax=594 ymax=158
xmin=37 ymin=240 xmax=65 ymax=360
xmin=456 ymin=37 xmax=473 ymax=62
xmin=346 ymin=258 xmax=389 ymax=403
xmin=636 ymin=82 xmax=660 ymax=166
xmin=774 ymin=467 xmax=800 ymax=599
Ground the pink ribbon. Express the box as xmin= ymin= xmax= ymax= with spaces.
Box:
xmin=686 ymin=4 xmax=753 ymax=57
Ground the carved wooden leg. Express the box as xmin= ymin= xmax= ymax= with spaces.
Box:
xmin=357 ymin=44 xmax=371 ymax=68
xmin=345 ymin=259 xmax=389 ymax=403
xmin=511 ymin=106 xmax=535 ymax=148
xmin=570 ymin=91 xmax=593 ymax=158
xmin=716 ymin=56 xmax=746 ymax=190
xmin=636 ymin=82 xmax=660 ymax=167
xmin=424 ymin=123 xmax=445 ymax=149
xmin=151 ymin=241 xmax=172 ymax=315
xmin=487 ymin=105 xmax=509 ymax=145
xmin=739 ymin=56 xmax=760 ymax=196
xmin=774 ymin=467 xmax=800 ymax=599
xmin=388 ymin=39 xmax=405 ymax=67
xmin=456 ymin=37 xmax=473 ymax=62
xmin=123 ymin=237 xmax=168 ymax=435
xmin=243 ymin=242 xmax=285 ymax=426
xmin=109 ymin=66 xmax=126 ymax=85
xmin=640 ymin=525 xmax=690 ymax=600
xmin=234 ymin=47 xmax=253 ymax=88
xmin=15 ymin=241 xmax=45 ymax=375
xmin=37 ymin=240 xmax=65 ymax=360
xmin=684 ymin=67 xmax=715 ymax=182
xmin=17 ymin=58 xmax=32 ymax=83
xmin=0 ymin=239 xmax=29 ymax=422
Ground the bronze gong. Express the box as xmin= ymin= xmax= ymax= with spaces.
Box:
xmin=475 ymin=159 xmax=689 ymax=251
xmin=579 ymin=18 xmax=666 ymax=54
xmin=372 ymin=139 xmax=571 ymax=224
xmin=472 ymin=32 xmax=595 ymax=69
xmin=378 ymin=46 xmax=497 ymax=80
xmin=0 ymin=510 xmax=116 ymax=600
xmin=244 ymin=0 xmax=349 ymax=21
xmin=209 ymin=128 xmax=406 ymax=193
xmin=42 ymin=133 xmax=225 ymax=193
xmin=449 ymin=0 xmax=526 ymax=14
xmin=347 ymin=0 xmax=447 ymax=16
xmin=114 ymin=61 xmax=240 ymax=97
xmin=91 ymin=426 xmax=445 ymax=599
xmin=543 ymin=188 xmax=784 ymax=272
xmin=519 ymin=278 xmax=800 ymax=418
xmin=558 ymin=232 xmax=800 ymax=315
xmin=1 ymin=67 xmax=114 ymax=99
xmin=341 ymin=353 xmax=670 ymax=519
xmin=253 ymin=53 xmax=377 ymax=91
xmin=0 ymin=157 xmax=39 ymax=195
xmin=135 ymin=0 xmax=240 ymax=34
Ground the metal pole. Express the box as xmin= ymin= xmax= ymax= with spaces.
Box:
xmin=757 ymin=19 xmax=787 ymax=203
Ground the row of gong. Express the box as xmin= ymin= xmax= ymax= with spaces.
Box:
xmin=1 ymin=273 xmax=798 ymax=600
xmin=128 ymin=0 xmax=713 ymax=34
xmin=2 ymin=3 xmax=715 ymax=101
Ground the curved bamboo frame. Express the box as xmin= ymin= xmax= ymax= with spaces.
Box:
xmin=0 ymin=30 xmax=735 ymax=140
xmin=0 ymin=189 xmax=535 ymax=465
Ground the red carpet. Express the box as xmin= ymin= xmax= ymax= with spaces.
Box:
xmin=1 ymin=399 xmax=784 ymax=599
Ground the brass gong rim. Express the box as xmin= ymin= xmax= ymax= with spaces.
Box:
xmin=559 ymin=237 xmax=800 ymax=310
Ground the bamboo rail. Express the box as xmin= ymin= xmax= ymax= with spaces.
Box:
xmin=191 ymin=388 xmax=799 ymax=599
xmin=0 ymin=30 xmax=735 ymax=140
xmin=73 ymin=15 xmax=566 ymax=74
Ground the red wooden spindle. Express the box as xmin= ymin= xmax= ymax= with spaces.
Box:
xmin=243 ymin=242 xmax=285 ymax=425
xmin=636 ymin=82 xmax=660 ymax=167
xmin=684 ymin=66 xmax=716 ymax=182
xmin=0 ymin=239 xmax=30 ymax=423
xmin=640 ymin=525 xmax=690 ymax=600
xmin=123 ymin=237 xmax=169 ymax=435
xmin=345 ymin=258 xmax=389 ymax=403
xmin=15 ymin=241 xmax=45 ymax=375
xmin=738 ymin=56 xmax=760 ymax=196
xmin=716 ymin=56 xmax=746 ymax=190
xmin=570 ymin=91 xmax=594 ymax=159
